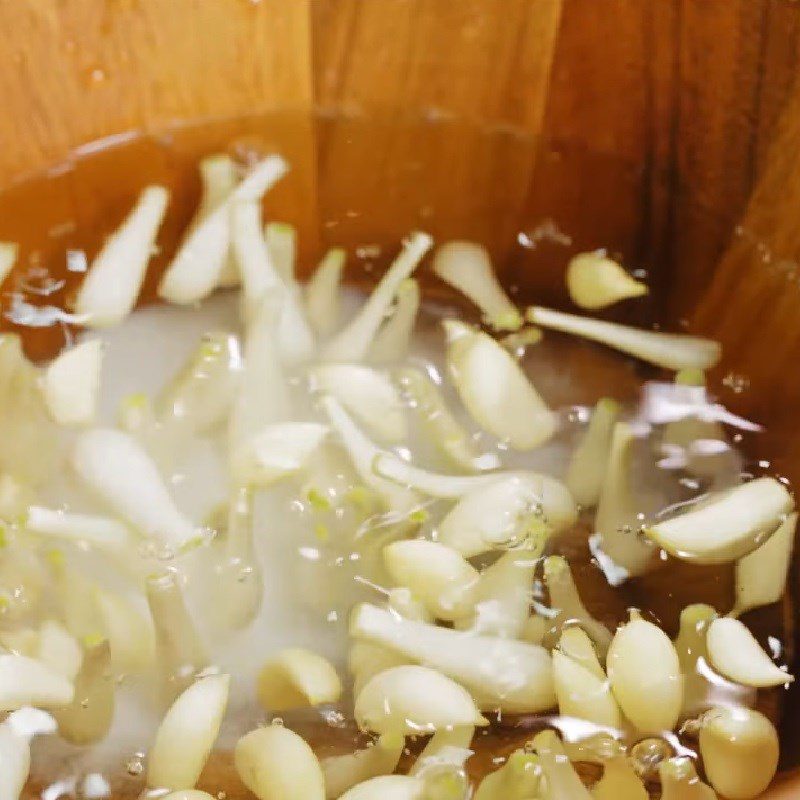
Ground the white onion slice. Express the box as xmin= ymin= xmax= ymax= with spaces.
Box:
xmin=305 ymin=248 xmax=346 ymax=337
xmin=566 ymin=251 xmax=648 ymax=310
xmin=41 ymin=339 xmax=104 ymax=426
xmin=369 ymin=278 xmax=420 ymax=363
xmin=256 ymin=647 xmax=342 ymax=711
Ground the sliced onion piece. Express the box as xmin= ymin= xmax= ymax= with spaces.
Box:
xmin=369 ymin=278 xmax=420 ymax=363
xmin=432 ymin=241 xmax=521 ymax=331
xmin=658 ymin=757 xmax=717 ymax=800
xmin=409 ymin=725 xmax=474 ymax=778
xmin=552 ymin=649 xmax=622 ymax=730
xmin=234 ymin=724 xmax=325 ymax=800
xmin=0 ymin=653 xmax=74 ymax=710
xmin=531 ymin=730 xmax=593 ymax=800
xmin=445 ymin=320 xmax=556 ymax=450
xmin=473 ymin=750 xmax=542 ymax=800
xmin=339 ymin=775 xmax=424 ymax=800
xmin=0 ymin=241 xmax=17 ymax=285
xmin=148 ymin=674 xmax=230 ymax=791
xmin=706 ymin=617 xmax=792 ymax=687
xmin=644 ymin=477 xmax=793 ymax=564
xmin=322 ymin=732 xmax=404 ymax=799
xmin=311 ymin=364 xmax=407 ymax=443
xmin=733 ymin=511 xmax=797 ymax=616
xmin=527 ymin=306 xmax=721 ymax=370
xmin=322 ymin=232 xmax=433 ymax=362
xmin=76 ymin=186 xmax=169 ymax=327
xmin=354 ymin=664 xmax=487 ymax=735
xmin=566 ymin=251 xmax=648 ymax=310
xmin=72 ymin=428 xmax=200 ymax=550
xmin=257 ymin=647 xmax=342 ymax=712
xmin=265 ymin=221 xmax=297 ymax=283
xmin=350 ymin=603 xmax=555 ymax=713
xmin=26 ymin=506 xmax=134 ymax=552
xmin=383 ymin=540 xmax=479 ymax=621
xmin=41 ymin=339 xmax=104 ymax=426
xmin=159 ymin=155 xmax=288 ymax=303
xmin=305 ymin=248 xmax=346 ymax=337
xmin=37 ymin=620 xmax=82 ymax=681
xmin=94 ymin=588 xmax=155 ymax=674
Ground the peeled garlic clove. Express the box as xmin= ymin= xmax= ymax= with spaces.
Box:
xmin=148 ymin=673 xmax=230 ymax=791
xmin=0 ymin=653 xmax=74 ymax=710
xmin=557 ymin=627 xmax=605 ymax=680
xmin=591 ymin=756 xmax=648 ymax=800
xmin=231 ymin=200 xmax=283 ymax=313
xmin=0 ymin=241 xmax=17 ymax=285
xmin=348 ymin=642 xmax=410 ymax=699
xmin=527 ymin=306 xmax=721 ymax=371
xmin=265 ymin=221 xmax=297 ymax=283
xmin=409 ymin=725 xmax=474 ymax=777
xmin=552 ymin=651 xmax=622 ymax=730
xmin=354 ymin=664 xmax=487 ymax=735
xmin=699 ymin=706 xmax=778 ymax=800
xmin=445 ymin=320 xmax=556 ymax=450
xmin=659 ymin=757 xmax=718 ymax=800
xmin=645 ymin=478 xmax=793 ymax=564
xmin=322 ymin=732 xmax=404 ymax=799
xmin=566 ymin=251 xmax=648 ymax=310
xmin=94 ymin=588 xmax=155 ymax=674
xmin=606 ymin=617 xmax=682 ymax=733
xmin=383 ymin=540 xmax=478 ymax=621
xmin=369 ymin=278 xmax=420 ymax=363
xmin=305 ymin=248 xmax=346 ymax=337
xmin=734 ymin=511 xmax=797 ymax=616
xmin=76 ymin=186 xmax=169 ymax=327
xmin=532 ymin=730 xmax=593 ymax=800
xmin=0 ymin=708 xmax=55 ymax=800
xmin=234 ymin=724 xmax=326 ymax=800
xmin=257 ymin=647 xmax=342 ymax=711
xmin=162 ymin=792 xmax=217 ymax=800
xmin=432 ymin=241 xmax=521 ymax=331
xmin=311 ymin=364 xmax=407 ymax=443
xmin=37 ymin=620 xmax=82 ymax=681
xmin=339 ymin=775 xmax=425 ymax=800
xmin=42 ymin=339 xmax=104 ymax=426
xmin=26 ymin=506 xmax=134 ymax=552
xmin=387 ymin=587 xmax=433 ymax=623
xmin=474 ymin=750 xmax=542 ymax=800
xmin=706 ymin=617 xmax=792 ymax=687
xmin=521 ymin=615 xmax=549 ymax=645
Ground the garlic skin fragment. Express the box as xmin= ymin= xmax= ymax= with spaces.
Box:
xmin=432 ymin=241 xmax=522 ymax=331
xmin=311 ymin=364 xmax=407 ymax=443
xmin=645 ymin=477 xmax=793 ymax=565
xmin=566 ymin=251 xmax=648 ymax=310
xmin=322 ymin=732 xmax=404 ymax=799
xmin=76 ymin=185 xmax=169 ymax=327
xmin=527 ymin=306 xmax=721 ymax=371
xmin=257 ymin=647 xmax=342 ymax=711
xmin=606 ymin=617 xmax=682 ymax=733
xmin=473 ymin=750 xmax=542 ymax=800
xmin=552 ymin=649 xmax=622 ymax=730
xmin=445 ymin=320 xmax=556 ymax=450
xmin=0 ymin=653 xmax=74 ymax=710
xmin=699 ymin=706 xmax=778 ymax=800
xmin=42 ymin=339 xmax=104 ymax=426
xmin=734 ymin=511 xmax=797 ymax=616
xmin=234 ymin=725 xmax=326 ymax=800
xmin=369 ymin=278 xmax=420 ymax=363
xmin=339 ymin=775 xmax=425 ymax=800
xmin=353 ymin=664 xmax=487 ymax=735
xmin=350 ymin=603 xmax=555 ymax=713
xmin=383 ymin=540 xmax=479 ymax=621
xmin=532 ymin=730 xmax=593 ymax=800
xmin=147 ymin=674 xmax=230 ymax=791
xmin=305 ymin=248 xmax=346 ymax=337
xmin=706 ymin=617 xmax=793 ymax=687
xmin=658 ymin=757 xmax=718 ymax=800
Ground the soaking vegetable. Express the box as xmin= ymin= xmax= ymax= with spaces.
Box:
xmin=566 ymin=251 xmax=648 ymax=310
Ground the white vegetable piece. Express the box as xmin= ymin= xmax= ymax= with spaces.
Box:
xmin=566 ymin=251 xmax=648 ymax=310
xmin=76 ymin=185 xmax=169 ymax=327
xmin=552 ymin=650 xmax=622 ymax=730
xmin=322 ymin=732 xmax=404 ymax=799
xmin=305 ymin=248 xmax=346 ymax=337
xmin=72 ymin=428 xmax=199 ymax=550
xmin=37 ymin=620 xmax=82 ymax=681
xmin=706 ymin=617 xmax=793 ymax=687
xmin=532 ymin=730 xmax=593 ymax=800
xmin=322 ymin=232 xmax=433 ymax=362
xmin=557 ymin=627 xmax=605 ymax=679
xmin=565 ymin=398 xmax=620 ymax=508
xmin=0 ymin=708 xmax=56 ymax=800
xmin=162 ymin=792 xmax=217 ymax=800
xmin=733 ymin=511 xmax=797 ymax=616
xmin=351 ymin=603 xmax=555 ymax=713
xmin=159 ymin=155 xmax=288 ymax=303
xmin=234 ymin=724 xmax=326 ymax=800
xmin=26 ymin=506 xmax=134 ymax=552
xmin=699 ymin=706 xmax=779 ymax=800
xmin=349 ymin=641 xmax=410 ymax=699
xmin=383 ymin=540 xmax=478 ymax=621
xmin=147 ymin=674 xmax=230 ymax=791
xmin=591 ymin=753 xmax=648 ymax=800
xmin=527 ymin=306 xmax=721 ymax=371
xmin=437 ymin=474 xmax=576 ymax=558
xmin=42 ymin=338 xmax=104 ymax=426
xmin=445 ymin=320 xmax=556 ymax=450
xmin=432 ymin=241 xmax=522 ymax=330
xmin=339 ymin=775 xmax=425 ymax=800
xmin=265 ymin=221 xmax=297 ymax=283
xmin=659 ymin=757 xmax=717 ymax=800
xmin=473 ymin=750 xmax=542 ymax=800
xmin=409 ymin=725 xmax=474 ymax=777
xmin=354 ymin=664 xmax=487 ymax=734
xmin=311 ymin=364 xmax=407 ymax=443
xmin=0 ymin=653 xmax=74 ymax=710
xmin=369 ymin=278 xmax=420 ymax=363
xmin=606 ymin=616 xmax=682 ymax=733
xmin=95 ymin=587 xmax=156 ymax=674
xmin=644 ymin=477 xmax=793 ymax=564
xmin=257 ymin=647 xmax=342 ymax=711
xmin=197 ymin=154 xmax=239 ymax=288
xmin=0 ymin=241 xmax=17 ymax=285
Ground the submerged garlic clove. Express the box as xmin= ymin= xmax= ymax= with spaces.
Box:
xmin=257 ymin=647 xmax=342 ymax=711
xmin=354 ymin=664 xmax=487 ymax=735
xmin=445 ymin=320 xmax=556 ymax=450
xmin=94 ymin=587 xmax=155 ymax=674
xmin=147 ymin=673 xmax=230 ymax=791
xmin=264 ymin=221 xmax=297 ymax=283
xmin=197 ymin=155 xmax=238 ymax=289
xmin=162 ymin=792 xmax=217 ymax=800
xmin=473 ymin=750 xmax=542 ymax=800
xmin=698 ymin=706 xmax=778 ymax=800
xmin=339 ymin=775 xmax=425 ymax=800
xmin=305 ymin=248 xmax=346 ymax=337
xmin=348 ymin=641 xmax=410 ymax=699
xmin=0 ymin=653 xmax=74 ymax=710
xmin=0 ymin=708 xmax=55 ymax=800
xmin=706 ymin=617 xmax=792 ymax=687
xmin=350 ymin=603 xmax=555 ymax=713
xmin=526 ymin=306 xmax=721 ymax=371
xmin=76 ymin=186 xmax=170 ymax=327
xmin=41 ymin=338 xmax=104 ymax=426
xmin=591 ymin=755 xmax=648 ymax=800
xmin=645 ymin=477 xmax=793 ymax=564
xmin=409 ymin=725 xmax=474 ymax=778
xmin=557 ymin=628 xmax=605 ymax=679
xmin=26 ymin=506 xmax=134 ymax=553
xmin=658 ymin=757 xmax=718 ymax=800
xmin=387 ymin=587 xmax=433 ymax=623
xmin=369 ymin=278 xmax=420 ymax=363
xmin=533 ymin=730 xmax=593 ymax=800
xmin=566 ymin=251 xmax=648 ymax=310
xmin=322 ymin=732 xmax=405 ymax=799
xmin=37 ymin=620 xmax=83 ymax=681
xmin=234 ymin=724 xmax=326 ymax=800
xmin=552 ymin=649 xmax=622 ymax=730
xmin=606 ymin=616 xmax=682 ymax=733
xmin=383 ymin=540 xmax=479 ymax=621
xmin=432 ymin=241 xmax=522 ymax=331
